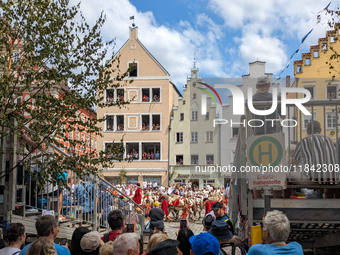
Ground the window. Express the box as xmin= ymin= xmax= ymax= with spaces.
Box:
xmin=151 ymin=115 xmax=160 ymax=130
xmin=106 ymin=89 xmax=114 ymax=103
xmin=13 ymin=53 xmax=19 ymax=63
xmin=296 ymin=66 xmax=302 ymax=73
xmin=327 ymin=85 xmax=337 ymax=99
xmin=128 ymin=63 xmax=137 ymax=77
xmin=180 ymin=113 xmax=184 ymax=121
xmin=327 ymin=113 xmax=337 ymax=128
xmin=174 ymin=179 xmax=186 ymax=185
xmin=69 ymin=131 xmax=73 ymax=140
xmin=91 ymin=138 xmax=94 ymax=149
xmin=191 ymin=132 xmax=198 ymax=143
xmin=305 ymin=58 xmax=310 ymax=65
xmin=203 ymin=179 xmax=215 ymax=187
xmin=142 ymin=88 xmax=150 ymax=102
xmin=117 ymin=89 xmax=124 ymax=102
xmin=152 ymin=88 xmax=160 ymax=102
xmin=142 ymin=115 xmax=150 ymax=131
xmin=106 ymin=115 xmax=114 ymax=131
xmin=191 ymin=155 xmax=199 ymax=165
xmin=94 ymin=140 xmax=97 ymax=149
xmin=81 ymin=114 xmax=85 ymax=122
xmin=191 ymin=110 xmax=198 ymax=120
xmin=176 ymin=155 xmax=183 ymax=165
xmin=76 ymin=111 xmax=80 ymax=121
xmin=116 ymin=115 xmax=124 ymax=131
xmin=105 ymin=142 xmax=124 ymax=160
xmin=76 ymin=131 xmax=79 ymax=141
xmin=232 ymin=127 xmax=239 ymax=138
xmin=205 ymin=131 xmax=213 ymax=142
xmin=142 ymin=143 xmax=160 ymax=160
xmin=86 ymin=136 xmax=90 ymax=147
xmin=322 ymin=43 xmax=328 ymax=51
xmin=303 ymin=113 xmax=316 ymax=129
xmin=205 ymin=112 xmax=209 ymax=120
xmin=206 ymin=155 xmax=214 ymax=165
xmin=81 ymin=133 xmax=85 ymax=142
xmin=330 ymin=36 xmax=335 ymax=43
xmin=193 ymin=93 xmax=196 ymax=99
xmin=304 ymin=86 xmax=315 ymax=100
xmin=176 ymin=132 xmax=183 ymax=143
xmin=126 ymin=143 xmax=139 ymax=160
xmin=313 ymin=50 xmax=319 ymax=58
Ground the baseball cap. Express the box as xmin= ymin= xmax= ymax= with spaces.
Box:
xmin=189 ymin=232 xmax=220 ymax=255
xmin=154 ymin=201 xmax=160 ymax=206
xmin=202 ymin=214 xmax=214 ymax=229
xmin=208 ymin=221 xmax=233 ymax=241
xmin=256 ymin=75 xmax=270 ymax=86
xmin=212 ymin=202 xmax=223 ymax=210
xmin=80 ymin=231 xmax=102 ymax=252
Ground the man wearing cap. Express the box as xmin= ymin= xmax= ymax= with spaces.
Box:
xmin=133 ymin=183 xmax=142 ymax=204
xmin=189 ymin=232 xmax=220 ymax=255
xmin=149 ymin=201 xmax=165 ymax=231
xmin=207 ymin=202 xmax=234 ymax=234
xmin=209 ymin=221 xmax=245 ymax=255
xmin=80 ymin=231 xmax=103 ymax=253
xmin=202 ymin=214 xmax=214 ymax=232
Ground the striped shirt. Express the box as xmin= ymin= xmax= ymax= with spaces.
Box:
xmin=292 ymin=134 xmax=339 ymax=184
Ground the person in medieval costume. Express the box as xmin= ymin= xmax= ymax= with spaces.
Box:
xmin=160 ymin=196 xmax=171 ymax=223
xmin=133 ymin=183 xmax=142 ymax=204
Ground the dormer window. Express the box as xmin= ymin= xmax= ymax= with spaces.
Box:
xmin=322 ymin=43 xmax=328 ymax=51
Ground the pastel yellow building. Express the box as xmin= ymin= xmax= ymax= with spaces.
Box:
xmin=293 ymin=28 xmax=340 ymax=141
xmin=97 ymin=26 xmax=181 ymax=186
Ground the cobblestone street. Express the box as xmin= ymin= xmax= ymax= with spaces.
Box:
xmin=164 ymin=217 xmax=204 ymax=239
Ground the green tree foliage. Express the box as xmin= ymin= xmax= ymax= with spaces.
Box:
xmin=117 ymin=168 xmax=127 ymax=185
xmin=0 ymin=0 xmax=130 ymax=187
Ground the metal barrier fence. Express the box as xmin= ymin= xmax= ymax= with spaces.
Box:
xmin=3 ymin=125 xmax=144 ymax=236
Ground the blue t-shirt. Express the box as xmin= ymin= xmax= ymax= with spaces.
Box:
xmin=20 ymin=242 xmax=70 ymax=255
xmin=248 ymin=242 xmax=303 ymax=255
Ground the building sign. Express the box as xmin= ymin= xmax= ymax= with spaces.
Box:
xmin=190 ymin=174 xmax=211 ymax=179
xmin=177 ymin=174 xmax=190 ymax=178
xmin=249 ymin=172 xmax=287 ymax=190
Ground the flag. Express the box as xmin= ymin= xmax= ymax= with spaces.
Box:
xmin=324 ymin=2 xmax=331 ymax=10
xmin=130 ymin=16 xmax=134 ymax=20
xmin=301 ymin=29 xmax=313 ymax=44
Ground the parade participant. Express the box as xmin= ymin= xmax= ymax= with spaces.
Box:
xmin=149 ymin=202 xmax=165 ymax=231
xmin=144 ymin=198 xmax=151 ymax=214
xmin=133 ymin=183 xmax=142 ymax=204
xmin=180 ymin=199 xmax=189 ymax=228
xmin=160 ymin=196 xmax=171 ymax=223
xmin=204 ymin=198 xmax=211 ymax=216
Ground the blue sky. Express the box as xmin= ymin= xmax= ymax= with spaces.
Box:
xmin=74 ymin=0 xmax=336 ymax=92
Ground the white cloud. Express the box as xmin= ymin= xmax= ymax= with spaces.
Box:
xmin=207 ymin=0 xmax=332 ymax=74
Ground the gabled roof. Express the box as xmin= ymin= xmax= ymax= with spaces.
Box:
xmin=112 ymin=27 xmax=170 ymax=76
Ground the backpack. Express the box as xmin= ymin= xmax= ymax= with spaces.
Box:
xmin=220 ymin=243 xmax=247 ymax=255
xmin=103 ymin=233 xmax=109 ymax=243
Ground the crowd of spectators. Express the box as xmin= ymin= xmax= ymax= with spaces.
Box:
xmin=0 ymin=206 xmax=304 ymax=255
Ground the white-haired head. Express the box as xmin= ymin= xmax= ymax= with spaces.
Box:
xmin=112 ymin=233 xmax=139 ymax=255
xmin=263 ymin=210 xmax=290 ymax=242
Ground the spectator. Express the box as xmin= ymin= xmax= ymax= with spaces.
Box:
xmin=155 ymin=151 xmax=160 ymax=160
xmin=209 ymin=221 xmax=245 ymax=255
xmin=112 ymin=233 xmax=139 ymax=255
xmin=248 ymin=210 xmax=303 ymax=255
xmin=143 ymin=179 xmax=147 ymax=190
xmin=146 ymin=239 xmax=181 ymax=255
xmin=101 ymin=210 xmax=124 ymax=242
xmin=80 ymin=231 xmax=103 ymax=255
xmin=289 ymin=120 xmax=339 ymax=198
xmin=189 ymin=232 xmax=219 ymax=255
xmin=177 ymin=228 xmax=194 ymax=255
xmin=1 ymin=223 xmax=26 ymax=254
xmin=152 ymin=180 xmax=157 ymax=189
xmin=99 ymin=241 xmax=114 ymax=255
xmin=19 ymin=215 xmax=70 ymax=255
xmin=145 ymin=232 xmax=169 ymax=254
xmin=149 ymin=202 xmax=165 ymax=231
xmin=202 ymin=214 xmax=214 ymax=232
xmin=27 ymin=238 xmax=57 ymax=255
xmin=70 ymin=227 xmax=91 ymax=255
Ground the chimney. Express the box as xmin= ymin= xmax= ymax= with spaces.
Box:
xmin=129 ymin=26 xmax=138 ymax=40
xmin=286 ymin=75 xmax=290 ymax=87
